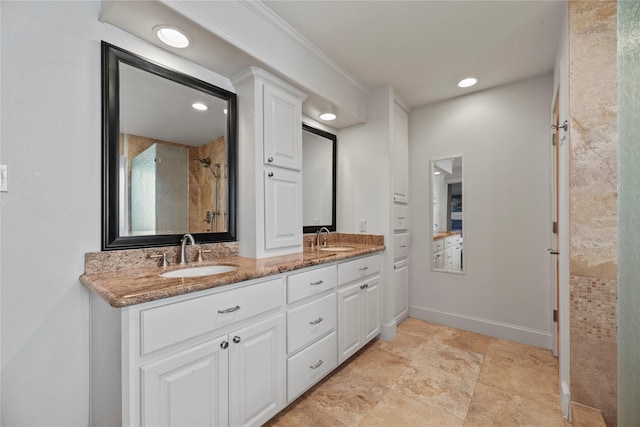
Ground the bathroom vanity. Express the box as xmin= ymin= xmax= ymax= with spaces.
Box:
xmin=81 ymin=237 xmax=383 ymax=426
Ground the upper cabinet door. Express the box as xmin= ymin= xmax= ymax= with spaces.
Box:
xmin=263 ymin=84 xmax=302 ymax=171
xmin=393 ymin=103 xmax=409 ymax=203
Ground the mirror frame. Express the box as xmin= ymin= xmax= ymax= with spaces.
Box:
xmin=302 ymin=123 xmax=337 ymax=234
xmin=430 ymin=155 xmax=465 ymax=274
xmin=101 ymin=41 xmax=237 ymax=250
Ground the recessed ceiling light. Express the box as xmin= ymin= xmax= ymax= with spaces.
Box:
xmin=192 ymin=102 xmax=208 ymax=111
xmin=457 ymin=77 xmax=478 ymax=88
xmin=154 ymin=25 xmax=190 ymax=48
xmin=319 ymin=113 xmax=337 ymax=121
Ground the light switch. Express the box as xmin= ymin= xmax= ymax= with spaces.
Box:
xmin=0 ymin=165 xmax=7 ymax=192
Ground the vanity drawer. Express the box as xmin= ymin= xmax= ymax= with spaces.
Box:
xmin=140 ymin=278 xmax=284 ymax=355
xmin=338 ymin=254 xmax=381 ymax=285
xmin=287 ymin=331 xmax=337 ymax=402
xmin=394 ymin=233 xmax=410 ymax=260
xmin=287 ymin=265 xmax=337 ymax=304
xmin=393 ymin=204 xmax=409 ymax=231
xmin=445 ymin=234 xmax=460 ymax=248
xmin=433 ymin=238 xmax=445 ymax=252
xmin=287 ymin=293 xmax=336 ymax=354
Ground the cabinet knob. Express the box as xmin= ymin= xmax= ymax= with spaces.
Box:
xmin=360 ymin=283 xmax=369 ymax=290
xmin=233 ymin=336 xmax=241 ymax=344
xmin=268 ymin=157 xmax=274 ymax=163
xmin=268 ymin=172 xmax=274 ymax=177
xmin=220 ymin=341 xmax=229 ymax=349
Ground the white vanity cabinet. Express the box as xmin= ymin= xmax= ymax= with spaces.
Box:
xmin=285 ymin=265 xmax=338 ymax=402
xmin=123 ymin=277 xmax=286 ymax=427
xmin=337 ymin=254 xmax=381 ymax=363
xmin=433 ymin=234 xmax=462 ymax=271
xmin=232 ymin=67 xmax=307 ymax=259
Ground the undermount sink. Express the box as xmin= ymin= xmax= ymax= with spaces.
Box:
xmin=160 ymin=265 xmax=237 ymax=278
xmin=319 ymin=246 xmax=356 ymax=252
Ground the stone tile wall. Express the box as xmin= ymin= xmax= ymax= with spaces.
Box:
xmin=569 ymin=1 xmax=618 ymax=425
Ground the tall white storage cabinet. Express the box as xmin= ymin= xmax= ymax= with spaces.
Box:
xmin=231 ymin=67 xmax=307 ymax=259
xmin=392 ymin=102 xmax=410 ymax=325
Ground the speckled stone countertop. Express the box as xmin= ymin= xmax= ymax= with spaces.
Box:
xmin=433 ymin=231 xmax=462 ymax=240
xmin=80 ymin=234 xmax=384 ymax=308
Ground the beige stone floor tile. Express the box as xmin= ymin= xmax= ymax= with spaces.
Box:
xmin=370 ymin=331 xmax=426 ymax=360
xmin=361 ymin=388 xmax=464 ymax=427
xmin=438 ymin=328 xmax=492 ymax=356
xmin=571 ymin=402 xmax=606 ymax=427
xmin=264 ymin=395 xmax=347 ymax=427
xmin=343 ymin=343 xmax=412 ymax=387
xmin=413 ymin=338 xmax=484 ymax=379
xmin=478 ymin=352 xmax=560 ymax=408
xmin=487 ymin=338 xmax=558 ymax=372
xmin=465 ymin=382 xmax=568 ymax=427
xmin=397 ymin=317 xmax=456 ymax=340
xmin=393 ymin=363 xmax=477 ymax=419
xmin=307 ymin=367 xmax=389 ymax=426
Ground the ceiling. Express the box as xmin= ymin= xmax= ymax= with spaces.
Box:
xmin=102 ymin=0 xmax=566 ymax=130
xmin=263 ymin=0 xmax=566 ymax=109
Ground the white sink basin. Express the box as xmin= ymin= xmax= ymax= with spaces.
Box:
xmin=319 ymin=246 xmax=356 ymax=252
xmin=160 ymin=265 xmax=237 ymax=278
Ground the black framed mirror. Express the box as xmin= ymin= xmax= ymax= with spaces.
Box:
xmin=302 ymin=123 xmax=337 ymax=234
xmin=102 ymin=42 xmax=237 ymax=250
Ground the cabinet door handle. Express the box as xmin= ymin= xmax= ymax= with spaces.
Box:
xmin=268 ymin=172 xmax=274 ymax=177
xmin=359 ymin=266 xmax=369 ymax=271
xmin=310 ymin=280 xmax=324 ymax=286
xmin=309 ymin=360 xmax=323 ymax=369
xmin=268 ymin=157 xmax=274 ymax=163
xmin=232 ymin=336 xmax=241 ymax=343
xmin=309 ymin=317 xmax=323 ymax=325
xmin=220 ymin=341 xmax=229 ymax=349
xmin=400 ymin=245 xmax=407 ymax=248
xmin=360 ymin=283 xmax=369 ymax=290
xmin=218 ymin=305 xmax=241 ymax=314
xmin=398 ymin=216 xmax=405 ymax=219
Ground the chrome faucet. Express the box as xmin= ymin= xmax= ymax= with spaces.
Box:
xmin=180 ymin=233 xmax=195 ymax=264
xmin=316 ymin=227 xmax=330 ymax=248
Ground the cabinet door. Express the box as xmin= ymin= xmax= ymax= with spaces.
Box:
xmin=229 ymin=314 xmax=285 ymax=427
xmin=264 ymin=168 xmax=302 ymax=250
xmin=337 ymin=283 xmax=363 ymax=364
xmin=141 ymin=337 xmax=229 ymax=427
xmin=263 ymin=84 xmax=302 ymax=170
xmin=393 ymin=103 xmax=409 ymax=203
xmin=393 ymin=260 xmax=409 ymax=322
xmin=362 ymin=275 xmax=381 ymax=343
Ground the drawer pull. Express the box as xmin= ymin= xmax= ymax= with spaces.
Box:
xmin=400 ymin=245 xmax=407 ymax=248
xmin=309 ymin=317 xmax=323 ymax=325
xmin=310 ymin=280 xmax=324 ymax=286
xmin=218 ymin=305 xmax=241 ymax=314
xmin=398 ymin=216 xmax=405 ymax=219
xmin=309 ymin=360 xmax=324 ymax=369
xmin=359 ymin=266 xmax=369 ymax=271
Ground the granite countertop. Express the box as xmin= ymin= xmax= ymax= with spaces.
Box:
xmin=80 ymin=242 xmax=384 ymax=308
xmin=433 ymin=231 xmax=462 ymax=240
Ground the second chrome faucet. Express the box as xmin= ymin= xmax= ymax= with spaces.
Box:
xmin=180 ymin=233 xmax=195 ymax=264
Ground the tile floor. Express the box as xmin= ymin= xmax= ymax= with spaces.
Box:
xmin=266 ymin=318 xmax=572 ymax=427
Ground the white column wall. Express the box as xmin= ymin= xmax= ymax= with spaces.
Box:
xmin=408 ymin=74 xmax=555 ymax=348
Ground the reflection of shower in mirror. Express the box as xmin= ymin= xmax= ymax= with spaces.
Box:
xmin=198 ymin=157 xmax=221 ymax=231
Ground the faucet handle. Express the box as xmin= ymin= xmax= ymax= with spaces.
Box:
xmin=197 ymin=249 xmax=212 ymax=262
xmin=150 ymin=252 xmax=169 ymax=268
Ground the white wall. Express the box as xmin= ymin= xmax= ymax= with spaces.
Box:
xmin=408 ymin=74 xmax=555 ymax=348
xmin=0 ymin=2 xmax=233 ymax=424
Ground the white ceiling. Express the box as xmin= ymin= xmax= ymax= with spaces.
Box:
xmin=263 ymin=0 xmax=566 ymax=109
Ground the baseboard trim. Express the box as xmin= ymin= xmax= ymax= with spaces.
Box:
xmin=561 ymin=381 xmax=571 ymax=420
xmin=379 ymin=320 xmax=397 ymax=342
xmin=408 ymin=306 xmax=553 ymax=349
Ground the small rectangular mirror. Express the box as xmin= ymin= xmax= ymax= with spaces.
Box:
xmin=431 ymin=156 xmax=464 ymax=273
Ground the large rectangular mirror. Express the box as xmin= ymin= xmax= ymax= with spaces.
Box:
xmin=102 ymin=42 xmax=237 ymax=250
xmin=431 ymin=156 xmax=464 ymax=273
xmin=302 ymin=123 xmax=336 ymax=233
